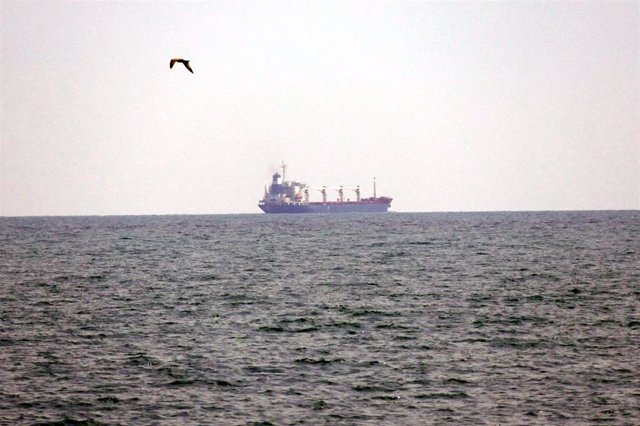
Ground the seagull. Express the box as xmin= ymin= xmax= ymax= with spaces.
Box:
xmin=170 ymin=58 xmax=194 ymax=74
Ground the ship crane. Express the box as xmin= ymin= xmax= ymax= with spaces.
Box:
xmin=346 ymin=185 xmax=361 ymax=202
xmin=326 ymin=186 xmax=345 ymax=202
xmin=333 ymin=185 xmax=361 ymax=202
xmin=302 ymin=186 xmax=321 ymax=203
xmin=305 ymin=186 xmax=329 ymax=203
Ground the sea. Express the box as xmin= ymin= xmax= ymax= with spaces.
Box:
xmin=1 ymin=211 xmax=638 ymax=425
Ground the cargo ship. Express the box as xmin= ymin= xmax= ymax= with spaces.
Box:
xmin=258 ymin=163 xmax=392 ymax=213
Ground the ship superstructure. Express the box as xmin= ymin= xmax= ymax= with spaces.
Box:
xmin=258 ymin=163 xmax=392 ymax=213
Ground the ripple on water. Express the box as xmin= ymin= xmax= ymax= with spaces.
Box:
xmin=0 ymin=211 xmax=638 ymax=424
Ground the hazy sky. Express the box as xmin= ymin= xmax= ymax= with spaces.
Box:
xmin=1 ymin=0 xmax=638 ymax=215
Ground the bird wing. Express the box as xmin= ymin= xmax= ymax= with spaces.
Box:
xmin=183 ymin=62 xmax=194 ymax=73
xmin=170 ymin=59 xmax=176 ymax=69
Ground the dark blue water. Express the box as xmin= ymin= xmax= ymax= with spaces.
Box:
xmin=1 ymin=211 xmax=639 ymax=425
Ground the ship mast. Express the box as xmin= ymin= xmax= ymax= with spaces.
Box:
xmin=373 ymin=177 xmax=377 ymax=199
xmin=281 ymin=161 xmax=286 ymax=183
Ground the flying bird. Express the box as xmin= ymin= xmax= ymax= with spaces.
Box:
xmin=170 ymin=58 xmax=194 ymax=74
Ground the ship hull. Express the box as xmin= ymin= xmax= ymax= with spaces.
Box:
xmin=259 ymin=201 xmax=390 ymax=214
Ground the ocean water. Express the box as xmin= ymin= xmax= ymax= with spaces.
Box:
xmin=1 ymin=211 xmax=638 ymax=425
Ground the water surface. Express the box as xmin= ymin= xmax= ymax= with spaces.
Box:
xmin=1 ymin=211 xmax=638 ymax=424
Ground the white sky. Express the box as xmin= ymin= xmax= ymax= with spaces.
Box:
xmin=1 ymin=0 xmax=638 ymax=215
